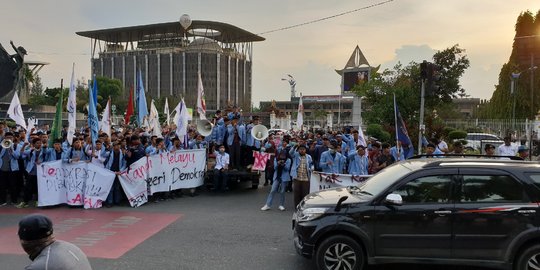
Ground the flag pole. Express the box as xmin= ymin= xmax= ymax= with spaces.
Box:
xmin=393 ymin=93 xmax=401 ymax=160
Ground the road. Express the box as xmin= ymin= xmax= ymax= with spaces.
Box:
xmin=0 ymin=182 xmax=491 ymax=270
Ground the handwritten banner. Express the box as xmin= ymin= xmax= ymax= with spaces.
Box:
xmin=119 ymin=149 xmax=206 ymax=207
xmin=310 ymin=171 xmax=371 ymax=193
xmin=38 ymin=160 xmax=116 ymax=209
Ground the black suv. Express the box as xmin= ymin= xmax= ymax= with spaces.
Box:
xmin=293 ymin=158 xmax=540 ymax=270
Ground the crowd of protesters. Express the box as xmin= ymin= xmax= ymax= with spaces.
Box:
xmin=0 ymin=105 xmax=534 ymax=212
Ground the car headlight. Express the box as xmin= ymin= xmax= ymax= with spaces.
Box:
xmin=297 ymin=207 xmax=329 ymax=222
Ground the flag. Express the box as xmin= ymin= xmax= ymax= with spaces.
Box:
xmin=7 ymin=92 xmax=26 ymax=130
xmin=100 ymin=98 xmax=112 ymax=138
xmin=196 ymin=72 xmax=207 ymax=120
xmin=125 ymin=85 xmax=134 ymax=125
xmin=67 ymin=63 xmax=77 ymax=145
xmin=164 ymin=97 xmax=170 ymax=126
xmin=175 ymin=98 xmax=189 ymax=144
xmin=149 ymin=99 xmax=162 ymax=137
xmin=394 ymin=94 xmax=414 ymax=157
xmin=296 ymin=93 xmax=303 ymax=130
xmin=92 ymin=74 xmax=98 ymax=106
xmin=49 ymin=86 xmax=63 ymax=147
xmin=26 ymin=117 xmax=37 ymax=142
xmin=137 ymin=70 xmax=148 ymax=126
xmin=88 ymin=81 xmax=99 ymax=147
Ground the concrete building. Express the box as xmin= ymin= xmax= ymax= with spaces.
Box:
xmin=77 ymin=18 xmax=264 ymax=111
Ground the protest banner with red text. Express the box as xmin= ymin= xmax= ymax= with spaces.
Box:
xmin=309 ymin=171 xmax=371 ymax=193
xmin=37 ymin=160 xmax=115 ymax=209
xmin=119 ymin=149 xmax=206 ymax=207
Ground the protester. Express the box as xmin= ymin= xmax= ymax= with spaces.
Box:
xmin=213 ymin=145 xmax=230 ymax=192
xmin=102 ymin=141 xmax=126 ymax=207
xmin=348 ymin=145 xmax=370 ymax=175
xmin=261 ymin=149 xmax=291 ymax=211
xmin=0 ymin=132 xmax=21 ymax=206
xmin=290 ymin=144 xmax=313 ymax=207
xmin=18 ymin=214 xmax=92 ymax=270
xmin=517 ymin=145 xmax=529 ymax=160
xmin=374 ymin=143 xmax=396 ymax=170
xmin=319 ymin=142 xmax=345 ymax=174
xmin=498 ymin=136 xmax=518 ymax=156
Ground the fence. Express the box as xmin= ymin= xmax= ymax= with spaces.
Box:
xmin=444 ymin=119 xmax=533 ymax=140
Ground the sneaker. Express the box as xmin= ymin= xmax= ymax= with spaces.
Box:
xmin=278 ymin=205 xmax=285 ymax=211
xmin=260 ymin=205 xmax=271 ymax=211
xmin=16 ymin=202 xmax=28 ymax=208
xmin=0 ymin=202 xmax=7 ymax=207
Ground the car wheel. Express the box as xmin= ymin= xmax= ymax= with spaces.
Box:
xmin=516 ymin=244 xmax=540 ymax=270
xmin=315 ymin=235 xmax=364 ymax=270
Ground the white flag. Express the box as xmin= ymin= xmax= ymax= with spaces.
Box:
xmin=100 ymin=99 xmax=111 ymax=137
xmin=67 ymin=63 xmax=77 ymax=145
xmin=296 ymin=93 xmax=303 ymax=130
xmin=149 ymin=100 xmax=162 ymax=137
xmin=26 ymin=117 xmax=38 ymax=142
xmin=7 ymin=92 xmax=26 ymax=130
xmin=164 ymin=97 xmax=170 ymax=126
xmin=175 ymin=98 xmax=189 ymax=141
xmin=196 ymin=72 xmax=207 ymax=120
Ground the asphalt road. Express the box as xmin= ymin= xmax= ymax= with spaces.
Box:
xmin=0 ymin=181 xmax=492 ymax=270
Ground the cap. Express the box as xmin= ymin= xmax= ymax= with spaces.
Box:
xmin=518 ymin=145 xmax=529 ymax=152
xmin=356 ymin=145 xmax=366 ymax=150
xmin=18 ymin=214 xmax=53 ymax=241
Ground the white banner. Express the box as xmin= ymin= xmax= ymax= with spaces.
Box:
xmin=310 ymin=171 xmax=371 ymax=193
xmin=119 ymin=149 xmax=206 ymax=207
xmin=38 ymin=160 xmax=115 ymax=209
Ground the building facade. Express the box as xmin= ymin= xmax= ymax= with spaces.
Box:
xmin=77 ymin=19 xmax=264 ymax=111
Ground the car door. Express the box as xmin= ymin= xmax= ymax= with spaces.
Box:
xmin=373 ymin=168 xmax=457 ymax=258
xmin=453 ymin=168 xmax=539 ymax=261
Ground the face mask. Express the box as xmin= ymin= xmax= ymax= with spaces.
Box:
xmin=290 ymin=142 xmax=297 ymax=147
xmin=265 ymin=143 xmax=271 ymax=149
xmin=329 ymin=149 xmax=336 ymax=154
xmin=219 ymin=148 xmax=225 ymax=153
xmin=260 ymin=147 xmax=266 ymax=152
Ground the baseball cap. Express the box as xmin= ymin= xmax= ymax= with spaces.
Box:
xmin=518 ymin=145 xmax=529 ymax=152
xmin=18 ymin=214 xmax=53 ymax=241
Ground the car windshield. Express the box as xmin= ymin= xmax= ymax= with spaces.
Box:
xmin=359 ymin=162 xmax=416 ymax=196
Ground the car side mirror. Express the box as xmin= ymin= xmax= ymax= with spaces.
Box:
xmin=385 ymin=193 xmax=403 ymax=206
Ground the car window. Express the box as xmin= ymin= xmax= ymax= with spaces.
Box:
xmin=525 ymin=174 xmax=540 ymax=190
xmin=392 ymin=175 xmax=453 ymax=204
xmin=460 ymin=175 xmax=528 ymax=203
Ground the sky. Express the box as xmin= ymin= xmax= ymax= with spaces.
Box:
xmin=1 ymin=0 xmax=540 ymax=107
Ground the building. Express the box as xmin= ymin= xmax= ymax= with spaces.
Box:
xmin=259 ymin=46 xmax=371 ymax=129
xmin=453 ymin=97 xmax=480 ymax=118
xmin=76 ymin=17 xmax=264 ymax=111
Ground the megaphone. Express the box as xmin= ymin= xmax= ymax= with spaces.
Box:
xmin=196 ymin=120 xmax=214 ymax=137
xmin=251 ymin=124 xmax=268 ymax=141
xmin=1 ymin=139 xmax=12 ymax=149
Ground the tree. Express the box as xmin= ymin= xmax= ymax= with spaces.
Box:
xmin=353 ymin=45 xmax=470 ymax=149
xmin=479 ymin=10 xmax=540 ymax=119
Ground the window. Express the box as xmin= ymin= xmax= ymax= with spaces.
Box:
xmin=392 ymin=175 xmax=453 ymax=204
xmin=460 ymin=175 xmax=526 ymax=203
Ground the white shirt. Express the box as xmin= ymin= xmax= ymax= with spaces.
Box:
xmin=438 ymin=141 xmax=448 ymax=152
xmin=498 ymin=144 xmax=517 ymax=156
xmin=215 ymin=152 xmax=230 ymax=170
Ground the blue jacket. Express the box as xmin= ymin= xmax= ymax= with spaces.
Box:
xmin=347 ymin=153 xmax=369 ymax=175
xmin=273 ymin=158 xmax=292 ymax=182
xmin=0 ymin=146 xmax=22 ymax=171
xmin=237 ymin=124 xmax=246 ymax=145
xmin=226 ymin=124 xmax=235 ymax=146
xmin=101 ymin=150 xmax=127 ymax=171
xmin=22 ymin=148 xmax=46 ymax=173
xmin=44 ymin=147 xmax=66 ymax=162
xmin=319 ymin=151 xmax=345 ymax=174
xmin=189 ymin=140 xmax=207 ymax=149
xmin=62 ymin=148 xmax=89 ymax=163
xmin=290 ymin=153 xmax=313 ymax=180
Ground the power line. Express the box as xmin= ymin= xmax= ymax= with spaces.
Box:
xmin=258 ymin=0 xmax=395 ymax=35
